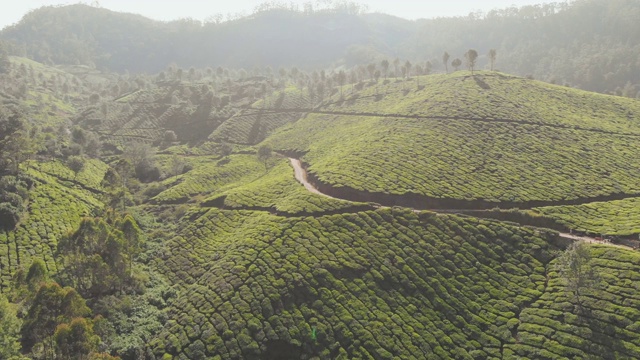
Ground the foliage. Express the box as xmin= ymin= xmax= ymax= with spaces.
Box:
xmin=257 ymin=144 xmax=272 ymax=171
xmin=0 ymin=293 xmax=22 ymax=359
xmin=57 ymin=215 xmax=143 ymax=297
xmin=54 ymin=317 xmax=100 ymax=359
xmin=21 ymin=282 xmax=91 ymax=354
xmin=554 ymin=241 xmax=599 ymax=304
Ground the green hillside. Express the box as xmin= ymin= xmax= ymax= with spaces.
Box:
xmin=268 ymin=72 xmax=640 ymax=206
xmin=535 ymin=198 xmax=640 ymax=237
xmin=149 ymin=208 xmax=640 ymax=359
xmin=4 ymin=41 xmax=640 ymax=359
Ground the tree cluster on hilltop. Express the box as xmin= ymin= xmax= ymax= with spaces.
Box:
xmin=0 ymin=0 xmax=639 ymax=95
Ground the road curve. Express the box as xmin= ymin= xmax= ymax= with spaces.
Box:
xmin=288 ymin=157 xmax=632 ymax=250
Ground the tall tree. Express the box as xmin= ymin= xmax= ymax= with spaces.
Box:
xmin=404 ymin=60 xmax=412 ymax=79
xmin=257 ymin=145 xmax=272 ymax=172
xmin=465 ymin=49 xmax=479 ymax=75
xmin=54 ymin=318 xmax=100 ymax=360
xmin=393 ymin=58 xmax=400 ymax=79
xmin=337 ymin=70 xmax=346 ymax=97
xmin=555 ymin=241 xmax=599 ymax=308
xmin=67 ymin=155 xmax=86 ymax=181
xmin=488 ymin=49 xmax=497 ymax=71
xmin=0 ymin=107 xmax=25 ymax=175
xmin=21 ymin=283 xmax=91 ymax=355
xmin=380 ymin=59 xmax=389 ymax=79
xmin=443 ymin=51 xmax=450 ymax=73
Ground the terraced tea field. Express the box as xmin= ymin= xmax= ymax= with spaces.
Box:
xmin=535 ymin=198 xmax=640 ymax=236
xmin=210 ymin=87 xmax=309 ymax=145
xmin=148 ymin=207 xmax=640 ymax=359
xmin=0 ymin=168 xmax=103 ymax=290
xmin=268 ymin=73 xmax=640 ymax=207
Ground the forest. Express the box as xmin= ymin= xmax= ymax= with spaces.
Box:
xmin=1 ymin=0 xmax=640 ymax=95
xmin=1 ymin=0 xmax=640 ymax=359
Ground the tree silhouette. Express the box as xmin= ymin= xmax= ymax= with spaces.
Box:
xmin=489 ymin=49 xmax=497 ymax=71
xmin=257 ymin=145 xmax=272 ymax=172
xmin=465 ymin=49 xmax=478 ymax=75
xmin=404 ymin=60 xmax=412 ymax=79
xmin=380 ymin=59 xmax=389 ymax=79
xmin=452 ymin=58 xmax=462 ymax=71
xmin=337 ymin=70 xmax=346 ymax=97
xmin=443 ymin=52 xmax=450 ymax=73
xmin=393 ymin=58 xmax=400 ymax=78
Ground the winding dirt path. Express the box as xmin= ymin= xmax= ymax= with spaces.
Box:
xmin=289 ymin=157 xmax=632 ymax=250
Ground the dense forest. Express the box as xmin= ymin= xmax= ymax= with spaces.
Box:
xmin=1 ymin=0 xmax=640 ymax=95
xmin=2 ymin=0 xmax=640 ymax=359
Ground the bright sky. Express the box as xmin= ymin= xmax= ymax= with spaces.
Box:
xmin=1 ymin=0 xmax=553 ymax=29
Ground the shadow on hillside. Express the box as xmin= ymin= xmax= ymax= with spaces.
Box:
xmin=474 ymin=76 xmax=491 ymax=89
xmin=261 ymin=340 xmax=302 ymax=360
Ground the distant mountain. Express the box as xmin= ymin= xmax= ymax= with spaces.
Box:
xmin=1 ymin=0 xmax=640 ymax=95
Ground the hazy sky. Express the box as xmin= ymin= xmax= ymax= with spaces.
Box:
xmin=2 ymin=0 xmax=552 ymax=29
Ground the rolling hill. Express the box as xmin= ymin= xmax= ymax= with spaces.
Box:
xmin=267 ymin=72 xmax=640 ymax=208
xmin=3 ymin=52 xmax=640 ymax=360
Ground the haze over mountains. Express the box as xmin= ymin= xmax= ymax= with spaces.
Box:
xmin=1 ymin=0 xmax=639 ymax=95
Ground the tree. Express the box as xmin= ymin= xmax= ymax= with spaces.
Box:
xmin=163 ymin=130 xmax=177 ymax=144
xmin=337 ymin=70 xmax=346 ymax=97
xmin=465 ymin=49 xmax=479 ymax=74
xmin=393 ymin=58 xmax=400 ymax=78
xmin=119 ymin=214 xmax=143 ymax=276
xmin=68 ymin=156 xmax=85 ymax=180
xmin=257 ymin=145 xmax=272 ymax=172
xmin=170 ymin=154 xmax=185 ymax=178
xmin=452 ymin=58 xmax=462 ymax=71
xmin=0 ymin=107 xmax=25 ymax=175
xmin=380 ymin=59 xmax=389 ymax=79
xmin=54 ymin=318 xmax=100 ymax=360
xmin=488 ymin=49 xmax=497 ymax=71
xmin=0 ymin=294 xmax=22 ymax=359
xmin=443 ymin=52 xmax=450 ymax=73
xmin=364 ymin=63 xmax=374 ymax=81
xmin=404 ymin=60 xmax=412 ymax=79
xmin=21 ymin=282 xmax=91 ymax=355
xmin=555 ymin=241 xmax=599 ymax=308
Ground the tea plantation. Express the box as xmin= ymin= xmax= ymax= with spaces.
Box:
xmin=148 ymin=207 xmax=640 ymax=359
xmin=3 ymin=56 xmax=640 ymax=360
xmin=268 ymin=72 xmax=640 ymax=205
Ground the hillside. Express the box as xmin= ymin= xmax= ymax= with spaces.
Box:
xmin=3 ymin=51 xmax=640 ymax=359
xmin=149 ymin=208 xmax=640 ymax=359
xmin=267 ymin=72 xmax=640 ymax=207
xmin=1 ymin=0 xmax=640 ymax=95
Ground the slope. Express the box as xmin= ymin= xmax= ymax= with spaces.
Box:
xmin=267 ymin=72 xmax=640 ymax=207
xmin=149 ymin=207 xmax=640 ymax=359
